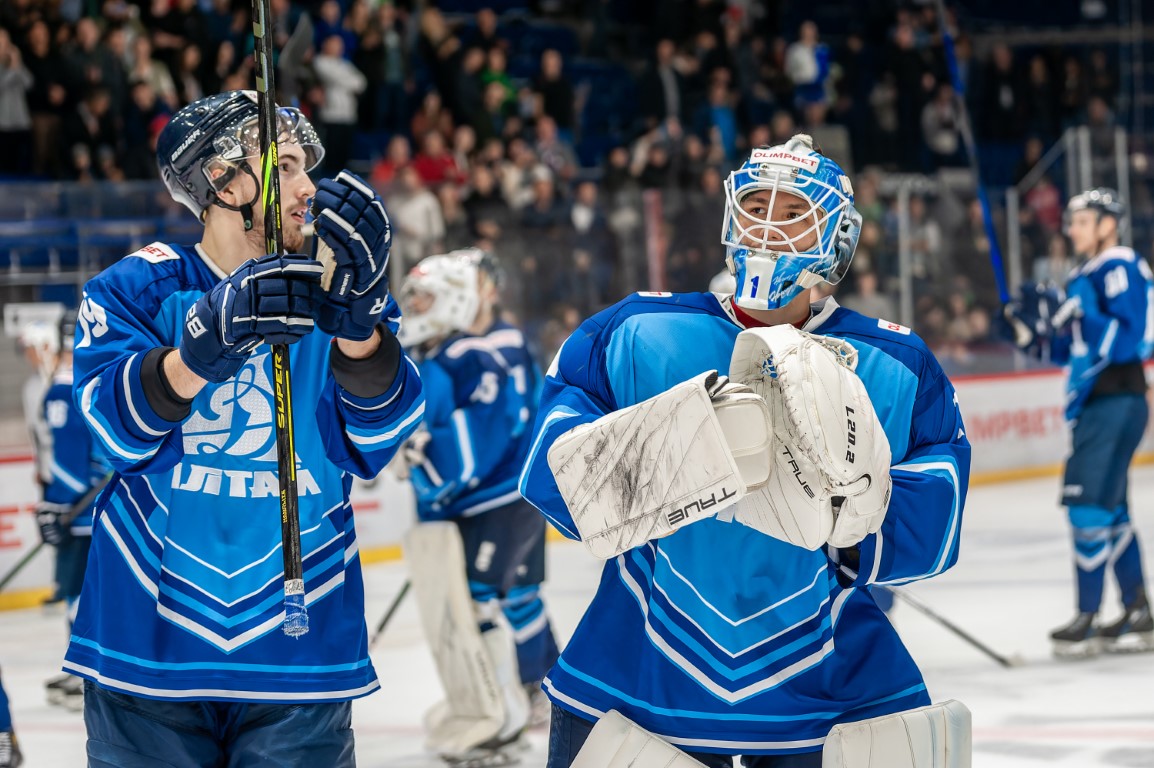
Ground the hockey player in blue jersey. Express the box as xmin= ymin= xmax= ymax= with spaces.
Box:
xmin=62 ymin=90 xmax=424 ymax=767
xmin=34 ymin=309 xmax=112 ymax=711
xmin=393 ymin=248 xmax=560 ymax=765
xmin=1006 ymin=187 xmax=1154 ymax=657
xmin=521 ymin=135 xmax=972 ymax=767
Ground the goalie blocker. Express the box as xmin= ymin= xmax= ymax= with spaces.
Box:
xmin=546 ymin=371 xmax=774 ymax=559
xmin=571 ymin=704 xmax=971 ymax=768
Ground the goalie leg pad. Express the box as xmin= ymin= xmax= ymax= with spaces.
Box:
xmin=822 ymin=700 xmax=972 ymax=768
xmin=546 ymin=371 xmax=773 ymax=559
xmin=571 ymin=710 xmax=709 ymax=768
xmin=406 ymin=522 xmax=529 ymax=757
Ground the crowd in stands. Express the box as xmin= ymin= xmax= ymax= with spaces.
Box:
xmin=0 ymin=0 xmax=1136 ymax=370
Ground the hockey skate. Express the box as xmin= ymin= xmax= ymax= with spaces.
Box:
xmin=524 ymin=684 xmax=550 ymax=730
xmin=1049 ymin=612 xmax=1101 ymax=659
xmin=45 ymin=673 xmax=84 ymax=711
xmin=426 ymin=701 xmax=527 ymax=768
xmin=1100 ymin=596 xmax=1154 ymax=653
xmin=0 ymin=730 xmax=23 ymax=768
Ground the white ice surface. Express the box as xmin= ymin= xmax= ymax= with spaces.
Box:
xmin=3 ymin=469 xmax=1154 ymax=767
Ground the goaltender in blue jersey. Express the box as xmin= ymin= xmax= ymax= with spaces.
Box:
xmin=521 ymin=136 xmax=971 ymax=767
xmin=62 ymin=91 xmax=424 ymax=767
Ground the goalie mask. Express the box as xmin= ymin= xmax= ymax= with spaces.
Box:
xmin=157 ymin=90 xmax=324 ymax=222
xmin=722 ymin=135 xmax=861 ymax=311
xmin=396 ymin=251 xmax=483 ymax=348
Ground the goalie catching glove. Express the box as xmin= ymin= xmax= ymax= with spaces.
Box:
xmin=728 ymin=325 xmax=891 ymax=549
xmin=547 ymin=370 xmax=774 ymax=559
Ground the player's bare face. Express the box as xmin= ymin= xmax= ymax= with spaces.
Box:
xmin=736 ymin=190 xmax=820 ymax=254
xmin=244 ymin=143 xmax=315 ymax=253
xmin=1065 ymin=209 xmax=1099 ymax=257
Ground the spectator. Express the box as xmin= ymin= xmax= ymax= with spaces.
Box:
xmin=520 ymin=167 xmax=568 ymax=234
xmin=978 ymin=43 xmax=1023 ymax=143
xmin=920 ymin=82 xmax=963 ymax=171
xmin=907 ymin=194 xmax=944 ymax=293
xmin=66 ymin=18 xmax=126 ymax=115
xmin=0 ymin=27 xmax=34 ymax=176
xmin=437 ymin=182 xmax=471 ymax=251
xmin=1087 ymin=49 xmax=1116 ymax=108
xmin=1023 ymin=54 xmax=1057 ymax=140
xmin=202 ymin=38 xmax=237 ymax=96
xmin=64 ymin=86 xmax=120 ymax=181
xmin=534 ymin=49 xmax=575 ymax=133
xmin=534 ymin=115 xmax=578 ymax=183
xmin=474 ymin=80 xmax=512 ymax=144
xmin=370 ymin=134 xmax=412 ymax=194
xmin=569 ymin=180 xmax=615 ymax=300
xmin=693 ymin=79 xmax=738 ymax=161
xmin=453 ymin=46 xmax=486 ymax=128
xmin=313 ymin=34 xmax=367 ymax=175
xmin=464 ymin=163 xmax=512 ymax=243
xmin=313 ymin=0 xmax=356 ymax=59
xmin=785 ymin=20 xmax=830 ymax=109
xmin=482 ymin=46 xmax=516 ymax=110
xmin=451 ymin=124 xmax=476 ymax=178
xmin=122 ymin=80 xmax=164 ymax=180
xmin=499 ymin=137 xmax=541 ymax=211
xmin=173 ymin=44 xmax=204 ymax=106
xmin=128 ymin=35 xmax=178 ymax=111
xmin=412 ymin=129 xmax=463 ymax=188
xmin=840 ymin=270 xmax=897 ymax=320
xmin=638 ymin=38 xmax=686 ymax=130
xmin=467 ymin=7 xmax=503 ymax=54
xmin=367 ymin=1 xmax=411 ymax=137
xmin=410 ymin=89 xmax=453 ymax=144
xmin=390 ymin=165 xmax=445 ymax=271
xmin=1057 ymin=56 xmax=1090 ymax=129
xmin=23 ymin=19 xmax=68 ymax=178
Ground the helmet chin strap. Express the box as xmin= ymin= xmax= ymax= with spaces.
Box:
xmin=209 ymin=161 xmax=262 ymax=232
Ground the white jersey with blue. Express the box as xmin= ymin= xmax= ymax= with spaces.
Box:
xmin=1051 ymin=246 xmax=1154 ymax=420
xmin=520 ymin=292 xmax=970 ymax=755
xmin=41 ymin=366 xmax=111 ymax=535
xmin=411 ymin=320 xmax=541 ymax=519
xmin=63 ymin=242 xmax=425 ymax=703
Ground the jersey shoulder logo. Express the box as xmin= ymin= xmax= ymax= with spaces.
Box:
xmin=877 ymin=318 xmax=911 ymax=335
xmin=128 ymin=242 xmax=182 ymax=264
xmin=75 ymin=295 xmax=109 ymax=349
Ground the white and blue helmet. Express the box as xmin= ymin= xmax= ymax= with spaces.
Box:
xmin=722 ymin=135 xmax=861 ymax=310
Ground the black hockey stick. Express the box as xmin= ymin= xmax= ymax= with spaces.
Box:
xmin=880 ymin=586 xmax=1020 ymax=668
xmin=251 ymin=0 xmax=308 ymax=638
xmin=0 ymin=474 xmax=111 ymax=594
xmin=369 ymin=579 xmax=411 ymax=649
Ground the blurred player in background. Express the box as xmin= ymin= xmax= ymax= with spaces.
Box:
xmin=521 ymin=135 xmax=971 ymax=767
xmin=61 ymin=90 xmax=424 ymax=767
xmin=18 ymin=320 xmax=62 ymax=603
xmin=35 ymin=309 xmax=111 ymax=711
xmin=0 ymin=670 xmax=21 ymax=768
xmin=1006 ymin=187 xmax=1154 ymax=657
xmin=394 ymin=248 xmax=559 ymax=766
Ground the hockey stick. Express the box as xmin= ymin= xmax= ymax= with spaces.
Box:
xmin=879 ymin=586 xmax=1021 ymax=668
xmin=933 ymin=0 xmax=1010 ymax=304
xmin=0 ymin=474 xmax=111 ymax=594
xmin=251 ymin=0 xmax=308 ymax=638
xmin=369 ymin=579 xmax=411 ymax=648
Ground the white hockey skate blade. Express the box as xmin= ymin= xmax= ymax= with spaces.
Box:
xmin=1104 ymin=631 xmax=1154 ymax=654
xmin=1051 ymin=637 xmax=1103 ymax=660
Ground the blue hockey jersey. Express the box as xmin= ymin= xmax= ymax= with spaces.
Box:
xmin=410 ymin=320 xmax=541 ymax=519
xmin=1051 ymin=246 xmax=1154 ymax=420
xmin=520 ymin=292 xmax=970 ymax=754
xmin=63 ymin=241 xmax=425 ymax=703
xmin=41 ymin=365 xmax=111 ymax=535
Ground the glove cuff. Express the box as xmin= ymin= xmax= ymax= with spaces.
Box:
xmin=141 ymin=347 xmax=195 ymax=422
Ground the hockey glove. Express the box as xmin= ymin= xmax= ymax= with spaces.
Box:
xmin=729 ymin=326 xmax=892 ymax=549
xmin=35 ymin=502 xmax=70 ymax=547
xmin=180 ymin=252 xmax=324 ymax=383
xmin=311 ymin=170 xmax=393 ymax=341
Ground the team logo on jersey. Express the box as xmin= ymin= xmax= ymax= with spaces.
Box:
xmin=175 ymin=352 xmax=321 ymax=497
xmin=183 ymin=352 xmax=278 ymax=460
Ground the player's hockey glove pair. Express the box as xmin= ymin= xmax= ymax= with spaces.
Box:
xmin=180 ymin=171 xmax=394 ymax=383
xmin=1000 ymin=283 xmax=1076 ymax=361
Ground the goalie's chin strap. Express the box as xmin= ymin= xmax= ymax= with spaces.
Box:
xmin=209 ymin=161 xmax=261 ymax=232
